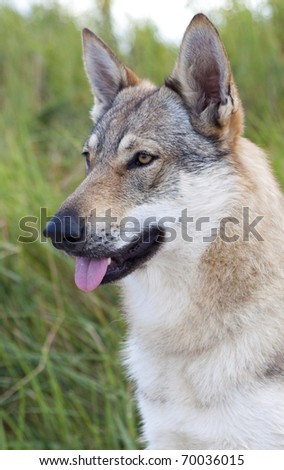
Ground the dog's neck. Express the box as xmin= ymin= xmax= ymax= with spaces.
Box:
xmin=121 ymin=231 xmax=228 ymax=357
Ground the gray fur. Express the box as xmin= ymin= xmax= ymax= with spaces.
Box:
xmin=83 ymin=84 xmax=230 ymax=207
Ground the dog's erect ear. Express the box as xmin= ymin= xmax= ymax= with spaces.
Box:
xmin=82 ymin=28 xmax=139 ymax=120
xmin=166 ymin=14 xmax=243 ymax=141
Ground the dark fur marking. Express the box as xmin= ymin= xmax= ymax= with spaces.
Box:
xmin=263 ymin=352 xmax=284 ymax=379
xmin=139 ymin=389 xmax=167 ymax=405
xmin=164 ymin=76 xmax=183 ymax=97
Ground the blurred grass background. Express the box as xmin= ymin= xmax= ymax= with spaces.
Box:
xmin=0 ymin=0 xmax=283 ymax=449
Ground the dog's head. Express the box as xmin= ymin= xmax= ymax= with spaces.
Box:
xmin=43 ymin=13 xmax=243 ymax=291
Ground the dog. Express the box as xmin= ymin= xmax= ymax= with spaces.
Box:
xmin=43 ymin=13 xmax=284 ymax=449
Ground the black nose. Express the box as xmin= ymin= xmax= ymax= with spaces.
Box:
xmin=43 ymin=211 xmax=84 ymax=243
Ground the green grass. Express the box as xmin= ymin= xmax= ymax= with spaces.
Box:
xmin=218 ymin=4 xmax=284 ymax=183
xmin=0 ymin=3 xmax=139 ymax=449
xmin=0 ymin=0 xmax=283 ymax=449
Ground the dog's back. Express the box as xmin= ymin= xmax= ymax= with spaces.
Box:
xmin=44 ymin=14 xmax=284 ymax=449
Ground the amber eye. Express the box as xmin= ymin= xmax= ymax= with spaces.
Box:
xmin=135 ymin=153 xmax=154 ymax=166
xmin=127 ymin=152 xmax=158 ymax=170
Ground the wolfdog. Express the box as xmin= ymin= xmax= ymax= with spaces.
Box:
xmin=43 ymin=13 xmax=284 ymax=449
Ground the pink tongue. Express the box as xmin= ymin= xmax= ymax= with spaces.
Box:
xmin=75 ymin=257 xmax=108 ymax=292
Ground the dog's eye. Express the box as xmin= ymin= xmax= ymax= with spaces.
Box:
xmin=127 ymin=152 xmax=157 ymax=170
xmin=129 ymin=152 xmax=157 ymax=169
xmin=82 ymin=150 xmax=90 ymax=174
xmin=136 ymin=153 xmax=153 ymax=165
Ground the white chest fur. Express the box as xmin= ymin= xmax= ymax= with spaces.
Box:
xmin=122 ymin=260 xmax=284 ymax=450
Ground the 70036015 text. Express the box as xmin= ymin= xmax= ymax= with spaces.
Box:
xmin=181 ymin=454 xmax=244 ymax=466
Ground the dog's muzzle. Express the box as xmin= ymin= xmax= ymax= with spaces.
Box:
xmin=43 ymin=211 xmax=86 ymax=252
xmin=43 ymin=210 xmax=165 ymax=289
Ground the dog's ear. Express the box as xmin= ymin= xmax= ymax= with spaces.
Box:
xmin=82 ymin=29 xmax=139 ymax=120
xmin=166 ymin=14 xmax=243 ymax=142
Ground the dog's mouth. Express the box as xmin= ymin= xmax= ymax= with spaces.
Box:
xmin=73 ymin=226 xmax=164 ymax=292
